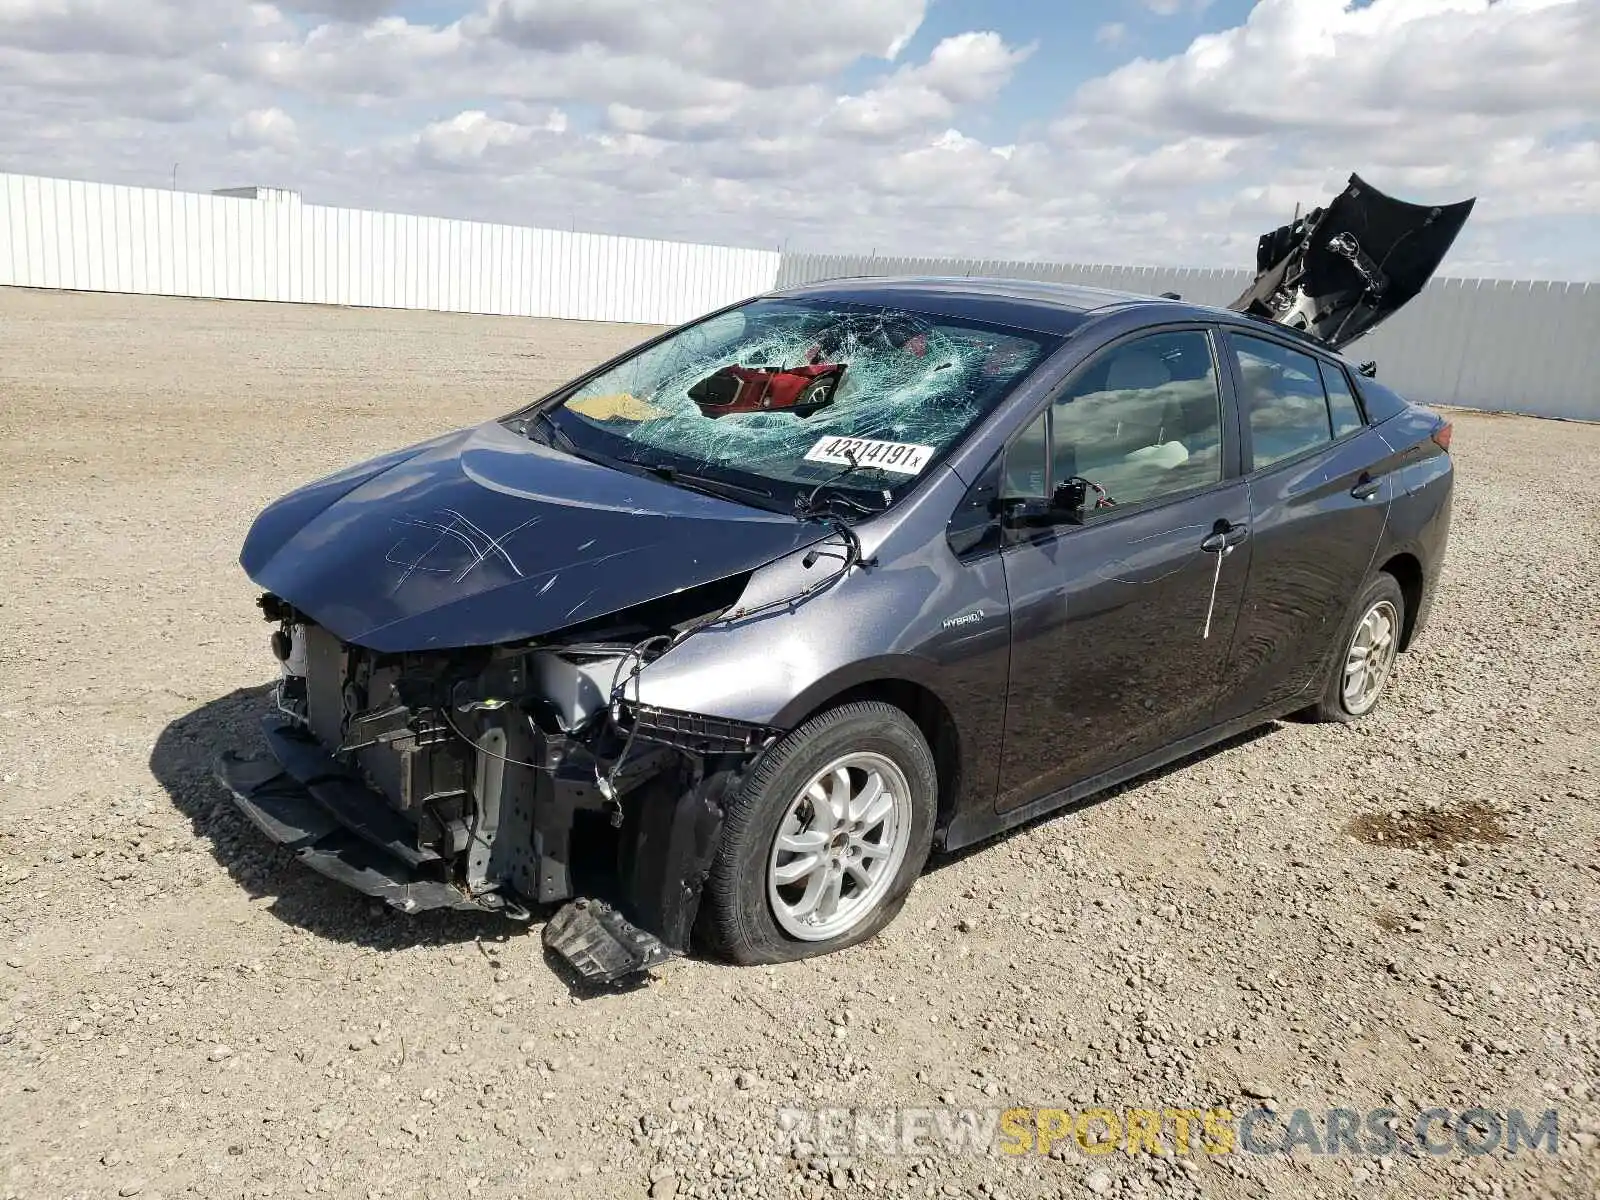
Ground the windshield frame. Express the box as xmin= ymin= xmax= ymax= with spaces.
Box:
xmin=503 ymin=296 xmax=1065 ymax=516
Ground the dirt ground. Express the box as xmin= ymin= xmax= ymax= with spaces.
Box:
xmin=1 ymin=287 xmax=1597 ymax=1200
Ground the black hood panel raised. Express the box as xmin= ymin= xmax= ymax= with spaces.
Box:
xmin=240 ymin=422 xmax=825 ymax=652
xmin=1229 ymin=173 xmax=1476 ymax=350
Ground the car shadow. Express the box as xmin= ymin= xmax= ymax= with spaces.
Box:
xmin=153 ymin=684 xmax=1281 ymax=961
xmin=925 ymin=722 xmax=1280 ymax=873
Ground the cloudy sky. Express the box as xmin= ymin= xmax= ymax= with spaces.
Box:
xmin=1 ymin=0 xmax=1595 ymax=278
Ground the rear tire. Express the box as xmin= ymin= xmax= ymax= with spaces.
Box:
xmin=1305 ymin=572 xmax=1406 ymax=723
xmin=697 ymin=701 xmax=936 ymax=964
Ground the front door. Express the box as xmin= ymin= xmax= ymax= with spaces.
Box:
xmin=994 ymin=327 xmax=1250 ymax=813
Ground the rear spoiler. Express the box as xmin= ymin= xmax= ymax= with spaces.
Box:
xmin=1227 ymin=174 xmax=1476 ymax=351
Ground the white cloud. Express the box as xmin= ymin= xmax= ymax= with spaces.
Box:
xmin=917 ymin=31 xmax=1033 ymax=103
xmin=1095 ymin=22 xmax=1128 ymax=46
xmin=1071 ymin=0 xmax=1600 ymax=245
xmin=474 ymin=0 xmax=925 ymax=86
xmin=0 ymin=0 xmax=255 ymax=57
xmin=1140 ymin=0 xmax=1214 ymax=14
xmin=0 ymin=0 xmax=1593 ymax=277
xmin=245 ymin=17 xmax=470 ymax=103
xmin=407 ymin=107 xmax=568 ymax=170
xmin=1079 ymin=0 xmax=1598 ymax=134
xmin=229 ymin=106 xmax=299 ymax=151
xmin=277 ymin=0 xmax=397 ymax=18
xmin=828 ymin=31 xmax=1032 ymax=141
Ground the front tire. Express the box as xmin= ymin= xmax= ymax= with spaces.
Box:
xmin=698 ymin=701 xmax=936 ymax=964
xmin=1306 ymin=572 xmax=1406 ymax=723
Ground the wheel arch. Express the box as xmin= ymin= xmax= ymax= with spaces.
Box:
xmin=1376 ymin=550 xmax=1425 ymax=650
xmin=774 ymin=663 xmax=964 ymax=834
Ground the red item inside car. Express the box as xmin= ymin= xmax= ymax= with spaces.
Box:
xmin=688 ymin=363 xmax=844 ymax=419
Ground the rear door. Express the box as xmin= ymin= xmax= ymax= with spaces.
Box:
xmin=995 ymin=327 xmax=1251 ymax=813
xmin=1213 ymin=330 xmax=1396 ymax=720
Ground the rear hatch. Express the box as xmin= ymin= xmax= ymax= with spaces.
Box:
xmin=1228 ymin=173 xmax=1475 ymax=350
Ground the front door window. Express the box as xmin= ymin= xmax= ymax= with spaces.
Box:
xmin=1002 ymin=330 xmax=1223 ymax=512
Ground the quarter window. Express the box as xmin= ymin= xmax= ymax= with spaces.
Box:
xmin=1003 ymin=410 xmax=1049 ymax=499
xmin=1320 ymin=361 xmax=1365 ymax=437
xmin=1001 ymin=330 xmax=1224 ymax=510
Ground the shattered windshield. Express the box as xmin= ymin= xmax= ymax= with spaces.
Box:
xmin=530 ymin=299 xmax=1058 ymax=509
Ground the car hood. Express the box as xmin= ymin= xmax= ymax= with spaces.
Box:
xmin=240 ymin=421 xmax=828 ymax=651
xmin=1228 ymin=173 xmax=1476 ymax=350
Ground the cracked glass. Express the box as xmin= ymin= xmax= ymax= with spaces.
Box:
xmin=538 ymin=299 xmax=1059 ymax=504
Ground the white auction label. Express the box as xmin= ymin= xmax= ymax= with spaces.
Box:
xmin=803 ymin=436 xmax=936 ymax=476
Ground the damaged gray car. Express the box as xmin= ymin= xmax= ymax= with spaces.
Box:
xmin=218 ymin=176 xmax=1471 ymax=981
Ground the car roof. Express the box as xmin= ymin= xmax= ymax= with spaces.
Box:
xmin=770 ymin=275 xmax=1155 ymax=336
xmin=770 ymin=273 xmax=1350 ymax=362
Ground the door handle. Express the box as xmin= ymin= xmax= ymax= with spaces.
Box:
xmin=1200 ymin=522 xmax=1246 ymax=638
xmin=1201 ymin=523 xmax=1248 ymax=553
xmin=1351 ymin=476 xmax=1382 ymax=500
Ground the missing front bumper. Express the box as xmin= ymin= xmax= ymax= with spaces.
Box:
xmin=214 ymin=708 xmax=746 ymax=982
xmin=216 ymin=739 xmax=492 ymax=915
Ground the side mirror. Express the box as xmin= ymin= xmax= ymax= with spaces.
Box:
xmin=1051 ymin=478 xmax=1093 ymax=521
xmin=995 ymin=480 xmax=1090 ymax=529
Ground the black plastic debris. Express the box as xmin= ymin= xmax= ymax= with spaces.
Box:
xmin=543 ymin=898 xmax=674 ymax=983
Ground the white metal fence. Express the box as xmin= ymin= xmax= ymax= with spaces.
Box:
xmin=776 ymin=253 xmax=1600 ymax=421
xmin=2 ymin=172 xmax=1595 ymax=419
xmin=0 ymin=172 xmax=781 ymax=326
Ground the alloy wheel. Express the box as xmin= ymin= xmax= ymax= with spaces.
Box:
xmin=1343 ymin=598 xmax=1400 ymax=715
xmin=767 ymin=752 xmax=913 ymax=941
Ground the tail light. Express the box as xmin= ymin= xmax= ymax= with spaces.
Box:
xmin=1431 ymin=420 xmax=1453 ymax=452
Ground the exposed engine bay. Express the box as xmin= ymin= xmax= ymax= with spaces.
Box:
xmin=218 ymin=582 xmax=786 ymax=982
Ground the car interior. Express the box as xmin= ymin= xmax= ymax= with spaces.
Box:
xmin=1002 ymin=331 xmax=1223 ymax=508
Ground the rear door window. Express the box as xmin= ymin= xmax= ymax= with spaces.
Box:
xmin=1230 ymin=334 xmax=1335 ymax=469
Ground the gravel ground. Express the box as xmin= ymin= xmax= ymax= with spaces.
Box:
xmin=1 ymin=286 xmax=1597 ymax=1200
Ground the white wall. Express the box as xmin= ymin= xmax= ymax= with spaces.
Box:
xmin=778 ymin=253 xmax=1600 ymax=421
xmin=6 ymin=171 xmax=1595 ymax=420
xmin=0 ymin=172 xmax=781 ymax=326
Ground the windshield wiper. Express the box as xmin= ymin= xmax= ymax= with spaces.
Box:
xmin=617 ymin=457 xmax=778 ymax=508
xmin=531 ymin=409 xmax=579 ymax=453
xmin=508 ymin=408 xmax=580 ymax=453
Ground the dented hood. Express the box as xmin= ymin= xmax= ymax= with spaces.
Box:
xmin=1229 ymin=173 xmax=1476 ymax=350
xmin=240 ymin=422 xmax=827 ymax=651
